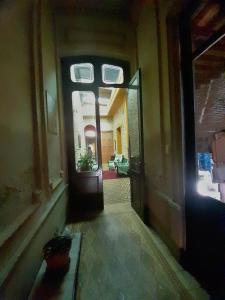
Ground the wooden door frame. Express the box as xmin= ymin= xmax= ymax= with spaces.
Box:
xmin=61 ymin=56 xmax=130 ymax=213
xmin=179 ymin=0 xmax=225 ymax=291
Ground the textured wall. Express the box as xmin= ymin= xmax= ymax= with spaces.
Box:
xmin=55 ymin=11 xmax=137 ymax=73
xmin=137 ymin=0 xmax=184 ymax=255
xmin=0 ymin=0 xmax=34 ymax=226
xmin=41 ymin=0 xmax=62 ymax=186
xmin=0 ymin=0 xmax=68 ymax=298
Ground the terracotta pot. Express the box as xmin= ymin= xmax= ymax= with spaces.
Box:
xmin=43 ymin=236 xmax=72 ymax=271
xmin=45 ymin=251 xmax=70 ymax=270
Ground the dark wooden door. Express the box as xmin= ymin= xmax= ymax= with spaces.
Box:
xmin=61 ymin=56 xmax=130 ymax=214
xmin=127 ymin=70 xmax=145 ymax=220
xmin=61 ymin=58 xmax=103 ymax=212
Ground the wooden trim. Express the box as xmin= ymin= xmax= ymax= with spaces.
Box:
xmin=37 ymin=0 xmax=50 ymax=195
xmin=61 ymin=56 xmax=130 ymax=209
xmin=166 ymin=15 xmax=185 ymax=205
xmin=31 ymin=0 xmax=45 ymax=195
xmin=179 ymin=9 xmax=197 ymax=199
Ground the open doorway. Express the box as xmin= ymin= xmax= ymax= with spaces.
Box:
xmin=182 ymin=1 xmax=225 ymax=203
xmin=99 ymin=86 xmax=131 ymax=206
xmin=62 ymin=56 xmax=144 ymax=219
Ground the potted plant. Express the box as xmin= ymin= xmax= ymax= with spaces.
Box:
xmin=77 ymin=152 xmax=94 ymax=171
xmin=43 ymin=235 xmax=72 ymax=271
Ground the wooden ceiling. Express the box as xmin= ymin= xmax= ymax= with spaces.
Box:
xmin=194 ymin=37 xmax=225 ymax=87
xmin=192 ymin=1 xmax=225 ymax=143
xmin=192 ymin=0 xmax=225 ymax=87
xmin=191 ymin=0 xmax=225 ymax=51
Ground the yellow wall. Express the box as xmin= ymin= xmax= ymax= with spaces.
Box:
xmin=137 ymin=0 xmax=184 ymax=255
xmin=0 ymin=0 xmax=68 ymax=298
xmin=109 ymin=89 xmax=129 ymax=158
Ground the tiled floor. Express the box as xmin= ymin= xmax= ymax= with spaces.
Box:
xmin=68 ymin=181 xmax=208 ymax=300
xmin=103 ymin=178 xmax=131 ymax=205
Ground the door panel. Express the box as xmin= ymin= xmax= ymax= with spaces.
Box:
xmin=61 ymin=58 xmax=103 ymax=213
xmin=128 ymin=69 xmax=145 ymax=219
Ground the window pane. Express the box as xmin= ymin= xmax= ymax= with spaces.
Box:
xmin=193 ymin=35 xmax=225 ymax=201
xmin=102 ymin=64 xmax=124 ymax=84
xmin=128 ymin=78 xmax=140 ymax=158
xmin=70 ymin=63 xmax=94 ymax=83
xmin=72 ymin=91 xmax=98 ymax=172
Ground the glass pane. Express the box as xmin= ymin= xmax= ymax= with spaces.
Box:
xmin=128 ymin=78 xmax=140 ymax=158
xmin=98 ymin=87 xmax=115 ymax=116
xmin=70 ymin=63 xmax=94 ymax=83
xmin=191 ymin=1 xmax=225 ymax=52
xmin=99 ymin=87 xmax=130 ymax=173
xmin=72 ymin=91 xmax=98 ymax=172
xmin=193 ymin=35 xmax=225 ymax=202
xmin=102 ymin=64 xmax=124 ymax=84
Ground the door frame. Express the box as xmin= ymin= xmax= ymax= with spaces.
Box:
xmin=179 ymin=1 xmax=225 ymax=290
xmin=61 ymin=56 xmax=130 ymax=213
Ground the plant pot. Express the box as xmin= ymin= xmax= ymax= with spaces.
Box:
xmin=43 ymin=236 xmax=72 ymax=271
xmin=45 ymin=251 xmax=70 ymax=270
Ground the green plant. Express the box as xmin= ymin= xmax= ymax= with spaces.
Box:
xmin=77 ymin=152 xmax=94 ymax=171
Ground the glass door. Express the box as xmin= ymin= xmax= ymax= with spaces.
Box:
xmin=128 ymin=69 xmax=145 ymax=220
xmin=61 ymin=56 xmax=130 ymax=214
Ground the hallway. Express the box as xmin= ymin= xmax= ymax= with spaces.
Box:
xmin=69 ymin=202 xmax=208 ymax=300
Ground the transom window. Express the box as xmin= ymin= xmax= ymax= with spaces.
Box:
xmin=102 ymin=64 xmax=124 ymax=84
xmin=70 ymin=62 xmax=124 ymax=85
xmin=70 ymin=63 xmax=94 ymax=83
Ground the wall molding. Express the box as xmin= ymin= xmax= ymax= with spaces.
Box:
xmin=0 ymin=183 xmax=67 ymax=288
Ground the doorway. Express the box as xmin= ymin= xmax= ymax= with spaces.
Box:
xmin=61 ymin=56 xmax=145 ymax=220
xmin=99 ymin=86 xmax=131 ymax=206
xmin=116 ymin=127 xmax=122 ymax=154
xmin=180 ymin=1 xmax=225 ymax=293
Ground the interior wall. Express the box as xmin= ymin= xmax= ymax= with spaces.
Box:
xmin=0 ymin=0 xmax=34 ymax=228
xmin=112 ymin=92 xmax=129 ymax=158
xmin=55 ymin=11 xmax=137 ymax=74
xmin=137 ymin=0 xmax=184 ymax=256
xmin=0 ymin=0 xmax=68 ymax=298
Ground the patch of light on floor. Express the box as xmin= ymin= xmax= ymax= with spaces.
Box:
xmin=197 ymin=170 xmax=220 ymax=200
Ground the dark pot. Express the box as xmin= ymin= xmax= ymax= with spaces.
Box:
xmin=43 ymin=236 xmax=72 ymax=270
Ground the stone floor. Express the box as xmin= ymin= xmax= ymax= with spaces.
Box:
xmin=69 ymin=200 xmax=208 ymax=299
xmin=103 ymin=178 xmax=131 ymax=205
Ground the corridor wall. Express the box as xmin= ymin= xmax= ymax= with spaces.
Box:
xmin=136 ymin=0 xmax=184 ymax=256
xmin=0 ymin=0 xmax=68 ymax=298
